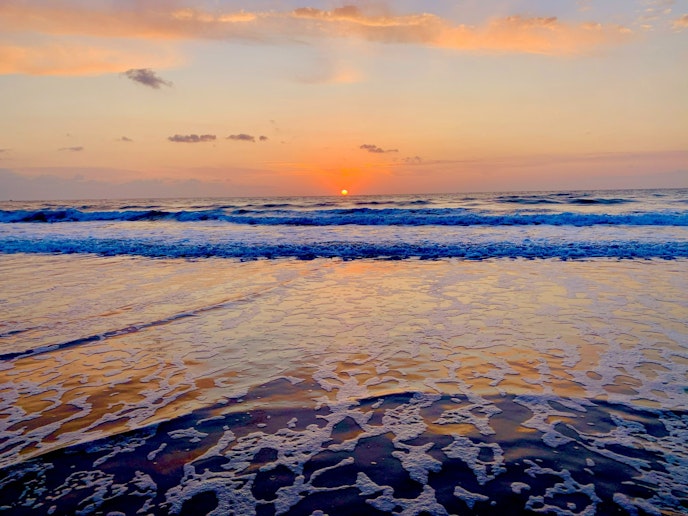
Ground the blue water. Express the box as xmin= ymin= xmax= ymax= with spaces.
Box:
xmin=1 ymin=189 xmax=687 ymax=515
xmin=1 ymin=189 xmax=687 ymax=260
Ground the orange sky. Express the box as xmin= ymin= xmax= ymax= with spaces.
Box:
xmin=0 ymin=1 xmax=686 ymax=199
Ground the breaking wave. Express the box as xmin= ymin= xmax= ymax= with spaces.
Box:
xmin=1 ymin=208 xmax=687 ymax=226
xmin=2 ymin=237 xmax=686 ymax=260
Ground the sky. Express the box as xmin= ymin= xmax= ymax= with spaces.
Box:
xmin=0 ymin=0 xmax=687 ymax=199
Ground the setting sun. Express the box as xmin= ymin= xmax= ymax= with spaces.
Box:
xmin=341 ymin=189 xmax=349 ymax=196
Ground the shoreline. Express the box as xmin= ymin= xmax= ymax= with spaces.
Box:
xmin=1 ymin=254 xmax=686 ymax=514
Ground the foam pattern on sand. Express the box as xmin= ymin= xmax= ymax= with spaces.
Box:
xmin=0 ymin=256 xmax=686 ymax=514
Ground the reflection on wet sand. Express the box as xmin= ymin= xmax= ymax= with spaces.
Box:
xmin=0 ymin=255 xmax=686 ymax=514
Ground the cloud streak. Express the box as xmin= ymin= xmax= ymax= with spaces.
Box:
xmin=227 ymin=134 xmax=256 ymax=142
xmin=360 ymin=144 xmax=398 ymax=154
xmin=227 ymin=134 xmax=269 ymax=142
xmin=58 ymin=146 xmax=84 ymax=152
xmin=124 ymin=68 xmax=172 ymax=89
xmin=168 ymin=134 xmax=216 ymax=143
xmin=0 ymin=3 xmax=635 ymax=78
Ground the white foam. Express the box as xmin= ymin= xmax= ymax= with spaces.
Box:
xmin=511 ymin=482 xmax=530 ymax=494
xmin=515 ymin=394 xmax=592 ymax=448
xmin=523 ymin=459 xmax=601 ymax=515
xmin=93 ymin=436 xmax=149 ymax=467
xmin=391 ymin=442 xmax=442 ymax=484
xmin=612 ymin=492 xmax=662 ymax=516
xmin=164 ymin=468 xmax=257 ymax=516
xmin=453 ymin=484 xmax=490 ymax=509
xmin=442 ymin=435 xmax=505 ymax=485
xmin=365 ymin=484 xmax=448 ymax=515
xmin=381 ymin=392 xmax=439 ymax=443
xmin=354 ymin=472 xmax=383 ymax=496
xmin=434 ymin=399 xmax=500 ymax=436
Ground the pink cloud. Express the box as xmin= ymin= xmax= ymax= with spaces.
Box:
xmin=290 ymin=7 xmax=633 ymax=55
xmin=0 ymin=3 xmax=635 ymax=76
xmin=673 ymin=14 xmax=688 ymax=29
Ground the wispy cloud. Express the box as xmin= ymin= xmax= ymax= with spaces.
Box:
xmin=58 ymin=146 xmax=84 ymax=152
xmin=673 ymin=14 xmax=688 ymax=29
xmin=360 ymin=144 xmax=398 ymax=154
xmin=118 ymin=136 xmax=133 ymax=142
xmin=227 ymin=134 xmax=269 ymax=143
xmin=633 ymin=0 xmax=677 ymax=30
xmin=124 ymin=68 xmax=172 ymax=89
xmin=168 ymin=134 xmax=216 ymax=143
xmin=0 ymin=3 xmax=635 ymax=77
xmin=0 ymin=40 xmax=178 ymax=76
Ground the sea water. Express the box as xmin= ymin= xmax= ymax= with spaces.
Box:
xmin=0 ymin=189 xmax=687 ymax=515
xmin=1 ymin=189 xmax=687 ymax=260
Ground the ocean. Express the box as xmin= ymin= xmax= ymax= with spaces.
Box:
xmin=0 ymin=189 xmax=686 ymax=515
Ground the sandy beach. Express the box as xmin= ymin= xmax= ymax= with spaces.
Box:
xmin=2 ymin=254 xmax=686 ymax=514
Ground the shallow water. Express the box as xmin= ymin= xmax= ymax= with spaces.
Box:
xmin=1 ymin=255 xmax=687 ymax=514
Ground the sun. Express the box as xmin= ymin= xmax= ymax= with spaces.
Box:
xmin=340 ymin=189 xmax=349 ymax=196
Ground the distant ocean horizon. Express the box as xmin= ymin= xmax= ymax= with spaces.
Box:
xmin=1 ymin=188 xmax=687 ymax=515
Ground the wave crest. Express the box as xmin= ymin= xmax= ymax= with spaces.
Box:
xmin=2 ymin=208 xmax=686 ymax=226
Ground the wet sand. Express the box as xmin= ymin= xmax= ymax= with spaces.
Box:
xmin=1 ymin=255 xmax=687 ymax=514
